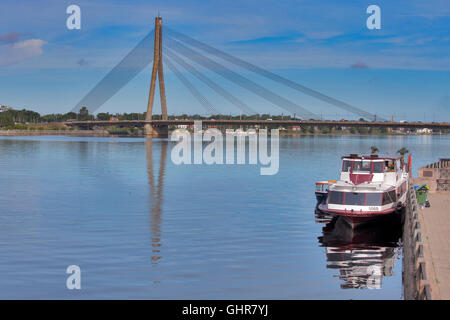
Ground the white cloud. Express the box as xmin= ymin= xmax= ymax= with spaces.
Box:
xmin=0 ymin=39 xmax=46 ymax=66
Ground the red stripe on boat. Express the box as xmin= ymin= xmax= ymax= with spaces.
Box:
xmin=318 ymin=204 xmax=395 ymax=217
xmin=349 ymin=173 xmax=373 ymax=185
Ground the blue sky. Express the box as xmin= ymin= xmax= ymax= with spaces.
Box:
xmin=0 ymin=0 xmax=449 ymax=121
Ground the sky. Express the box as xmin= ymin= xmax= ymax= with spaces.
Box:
xmin=0 ymin=0 xmax=449 ymax=121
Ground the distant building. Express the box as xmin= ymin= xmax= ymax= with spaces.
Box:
xmin=416 ymin=128 xmax=432 ymax=134
xmin=0 ymin=105 xmax=11 ymax=112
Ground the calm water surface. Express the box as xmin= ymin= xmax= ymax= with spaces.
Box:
xmin=0 ymin=134 xmax=448 ymax=299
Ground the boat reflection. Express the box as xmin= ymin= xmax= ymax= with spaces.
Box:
xmin=317 ymin=212 xmax=402 ymax=289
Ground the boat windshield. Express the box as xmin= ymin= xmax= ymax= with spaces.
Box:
xmin=328 ymin=191 xmax=344 ymax=204
xmin=342 ymin=160 xmax=385 ymax=174
xmin=373 ymin=162 xmax=384 ymax=173
xmin=366 ymin=193 xmax=382 ymax=205
xmin=382 ymin=190 xmax=397 ymax=205
xmin=342 ymin=160 xmax=352 ymax=172
xmin=344 ymin=192 xmax=365 ymax=205
xmin=352 ymin=160 xmax=372 ymax=173
xmin=328 ymin=191 xmax=383 ymax=206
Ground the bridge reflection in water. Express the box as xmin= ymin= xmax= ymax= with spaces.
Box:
xmin=316 ymin=212 xmax=403 ymax=289
xmin=146 ymin=139 xmax=168 ymax=265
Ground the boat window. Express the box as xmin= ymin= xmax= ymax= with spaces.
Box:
xmin=392 ymin=190 xmax=397 ymax=201
xmin=353 ymin=160 xmax=372 ymax=173
xmin=344 ymin=192 xmax=365 ymax=205
xmin=366 ymin=193 xmax=382 ymax=206
xmin=328 ymin=191 xmax=344 ymax=204
xmin=373 ymin=162 xmax=384 ymax=173
xmin=382 ymin=190 xmax=397 ymax=205
xmin=342 ymin=160 xmax=352 ymax=172
xmin=385 ymin=161 xmax=395 ymax=172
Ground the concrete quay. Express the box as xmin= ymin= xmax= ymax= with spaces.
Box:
xmin=404 ymin=158 xmax=450 ymax=299
xmin=416 ymin=192 xmax=450 ymax=299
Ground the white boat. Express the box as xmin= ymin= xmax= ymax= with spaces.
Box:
xmin=317 ymin=153 xmax=411 ymax=228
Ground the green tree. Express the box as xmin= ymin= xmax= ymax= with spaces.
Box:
xmin=371 ymin=146 xmax=379 ymax=154
xmin=64 ymin=112 xmax=77 ymax=121
xmin=97 ymin=112 xmax=111 ymax=121
xmin=0 ymin=111 xmax=14 ymax=128
xmin=78 ymin=106 xmax=93 ymax=121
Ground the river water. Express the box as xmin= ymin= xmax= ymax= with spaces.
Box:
xmin=0 ymin=134 xmax=448 ymax=299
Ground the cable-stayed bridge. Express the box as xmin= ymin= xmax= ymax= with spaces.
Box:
xmin=68 ymin=17 xmax=449 ymax=136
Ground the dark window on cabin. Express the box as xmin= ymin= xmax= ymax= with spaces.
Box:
xmin=353 ymin=160 xmax=372 ymax=173
xmin=373 ymin=162 xmax=384 ymax=173
xmin=342 ymin=160 xmax=352 ymax=172
xmin=400 ymin=183 xmax=405 ymax=195
xmin=352 ymin=160 xmax=361 ymax=172
xmin=382 ymin=190 xmax=397 ymax=205
xmin=366 ymin=193 xmax=382 ymax=206
xmin=385 ymin=161 xmax=396 ymax=172
xmin=391 ymin=190 xmax=397 ymax=203
xmin=344 ymin=192 xmax=365 ymax=205
xmin=328 ymin=191 xmax=344 ymax=204
xmin=362 ymin=161 xmax=372 ymax=172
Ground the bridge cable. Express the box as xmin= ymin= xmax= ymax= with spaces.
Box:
xmin=165 ymin=27 xmax=382 ymax=121
xmin=165 ymin=36 xmax=317 ymax=119
xmin=164 ymin=47 xmax=257 ymax=115
xmin=163 ymin=57 xmax=219 ymax=115
xmin=71 ymin=29 xmax=155 ymax=114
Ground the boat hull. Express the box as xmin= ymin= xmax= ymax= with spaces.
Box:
xmin=315 ymin=192 xmax=328 ymax=204
xmin=317 ymin=204 xmax=404 ymax=228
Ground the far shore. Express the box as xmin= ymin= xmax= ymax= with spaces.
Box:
xmin=1 ymin=128 xmax=448 ymax=138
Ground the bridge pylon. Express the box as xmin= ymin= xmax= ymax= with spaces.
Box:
xmin=145 ymin=17 xmax=168 ymax=138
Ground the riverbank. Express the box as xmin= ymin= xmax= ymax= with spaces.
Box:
xmin=1 ymin=128 xmax=447 ymax=138
xmin=0 ymin=129 xmax=111 ymax=137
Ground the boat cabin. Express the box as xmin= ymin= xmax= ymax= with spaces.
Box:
xmin=340 ymin=154 xmax=404 ymax=186
xmin=315 ymin=180 xmax=337 ymax=193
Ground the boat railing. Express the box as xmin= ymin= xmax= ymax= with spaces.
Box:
xmin=315 ymin=180 xmax=337 ymax=192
